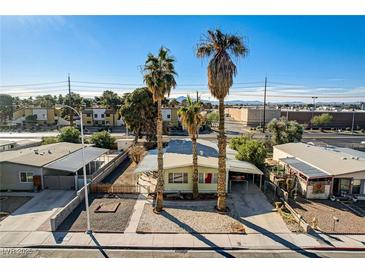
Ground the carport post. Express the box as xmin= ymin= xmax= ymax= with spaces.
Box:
xmin=260 ymin=175 xmax=263 ymax=190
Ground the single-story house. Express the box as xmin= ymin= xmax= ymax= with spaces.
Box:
xmin=134 ymin=139 xmax=263 ymax=194
xmin=273 ymin=142 xmax=365 ymax=199
xmin=0 ymin=140 xmax=16 ymax=152
xmin=0 ymin=142 xmax=109 ymax=191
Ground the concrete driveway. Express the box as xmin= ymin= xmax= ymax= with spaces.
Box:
xmin=231 ymin=182 xmax=290 ymax=234
xmin=0 ymin=190 xmax=75 ymax=232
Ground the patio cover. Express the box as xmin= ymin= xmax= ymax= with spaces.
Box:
xmin=45 ymin=146 xmax=108 ymax=173
xmin=280 ymin=157 xmax=330 ymax=179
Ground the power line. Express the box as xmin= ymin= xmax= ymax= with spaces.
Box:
xmin=0 ymin=81 xmax=67 ymax=88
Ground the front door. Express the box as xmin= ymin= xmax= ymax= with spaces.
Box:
xmin=333 ymin=178 xmax=351 ymax=196
xmin=333 ymin=178 xmax=340 ymax=196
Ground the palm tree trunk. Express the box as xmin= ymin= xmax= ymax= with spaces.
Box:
xmin=192 ymin=134 xmax=199 ymax=199
xmin=217 ymin=97 xmax=227 ymax=211
xmin=155 ymin=98 xmax=164 ymax=212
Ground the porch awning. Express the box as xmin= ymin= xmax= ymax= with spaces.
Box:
xmin=279 ymin=157 xmax=330 ymax=179
xmin=228 ymin=160 xmax=263 ymax=175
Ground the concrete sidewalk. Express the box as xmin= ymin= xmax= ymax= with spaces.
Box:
xmin=1 ymin=230 xmax=365 ymax=252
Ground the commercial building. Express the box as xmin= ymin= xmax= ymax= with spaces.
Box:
xmin=134 ymin=139 xmax=263 ymax=194
xmin=226 ymin=107 xmax=281 ymax=127
xmin=0 ymin=142 xmax=109 ymax=191
xmin=273 ymin=142 xmax=365 ymax=199
xmin=280 ymin=110 xmax=365 ymax=129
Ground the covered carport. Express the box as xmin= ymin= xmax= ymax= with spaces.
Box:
xmin=43 ymin=147 xmax=109 ymax=190
xmin=227 ymin=159 xmax=264 ymax=193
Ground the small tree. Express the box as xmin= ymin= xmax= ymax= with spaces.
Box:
xmin=58 ymin=127 xmax=81 ymax=143
xmin=129 ymin=145 xmax=145 ymax=164
xmin=206 ymin=111 xmax=219 ymax=126
xmin=235 ymin=140 xmax=267 ymax=168
xmin=311 ymin=113 xmax=333 ymax=128
xmin=90 ymin=131 xmax=116 ymax=149
xmin=229 ymin=135 xmax=253 ymax=151
xmin=267 ymin=118 xmax=303 ymax=145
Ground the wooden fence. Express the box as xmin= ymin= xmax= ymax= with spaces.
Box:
xmin=90 ymin=183 xmax=140 ymax=194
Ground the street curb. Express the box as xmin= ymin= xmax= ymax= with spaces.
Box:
xmin=5 ymin=244 xmax=365 ymax=252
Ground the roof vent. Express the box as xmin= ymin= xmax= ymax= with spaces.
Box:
xmin=341 ymin=157 xmax=347 ymax=160
xmin=48 ymin=149 xmax=52 ymax=154
xmin=34 ymin=149 xmax=39 ymax=154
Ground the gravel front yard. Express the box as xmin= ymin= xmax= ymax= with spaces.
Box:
xmin=57 ymin=194 xmax=137 ymax=232
xmin=0 ymin=196 xmax=32 ymax=221
xmin=289 ymin=198 xmax=365 ymax=234
xmin=137 ymin=202 xmax=245 ymax=234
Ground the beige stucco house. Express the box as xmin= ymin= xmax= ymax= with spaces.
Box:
xmin=273 ymin=142 xmax=365 ymax=199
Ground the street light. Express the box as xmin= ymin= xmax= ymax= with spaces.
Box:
xmin=56 ymin=104 xmax=92 ymax=234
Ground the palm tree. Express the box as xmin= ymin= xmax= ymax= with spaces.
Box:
xmin=143 ymin=47 xmax=177 ymax=212
xmin=196 ymin=29 xmax=248 ymax=211
xmin=178 ymin=95 xmax=204 ymax=199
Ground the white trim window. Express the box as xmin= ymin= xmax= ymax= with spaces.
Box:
xmin=199 ymin=173 xmax=218 ymax=184
xmin=19 ymin=172 xmax=34 ymax=183
xmin=168 ymin=173 xmax=188 ymax=184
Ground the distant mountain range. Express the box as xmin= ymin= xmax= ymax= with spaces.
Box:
xmin=173 ymin=96 xmax=362 ymax=106
xmin=174 ymin=96 xmax=304 ymax=105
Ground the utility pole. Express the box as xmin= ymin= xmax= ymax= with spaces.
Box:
xmin=351 ymin=108 xmax=355 ymax=133
xmin=196 ymin=91 xmax=199 ymax=102
xmin=68 ymin=74 xmax=73 ymax=126
xmin=311 ymin=96 xmax=318 ymax=129
xmin=262 ymin=76 xmax=267 ymax=133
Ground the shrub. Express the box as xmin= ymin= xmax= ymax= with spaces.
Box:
xmin=235 ymin=139 xmax=267 ymax=168
xmin=41 ymin=136 xmax=59 ymax=145
xmin=58 ymin=127 xmax=81 ymax=143
xmin=129 ymin=145 xmax=145 ymax=164
xmin=90 ymin=131 xmax=116 ymax=149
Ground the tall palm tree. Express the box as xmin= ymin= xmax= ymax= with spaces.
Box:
xmin=196 ymin=29 xmax=248 ymax=211
xmin=178 ymin=95 xmax=204 ymax=199
xmin=143 ymin=47 xmax=177 ymax=212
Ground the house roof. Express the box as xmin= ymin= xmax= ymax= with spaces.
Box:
xmin=135 ymin=139 xmax=263 ymax=175
xmin=45 ymin=146 xmax=108 ymax=173
xmin=274 ymin=143 xmax=365 ymax=176
xmin=0 ymin=142 xmax=83 ymax=167
xmin=0 ymin=140 xmax=16 ymax=146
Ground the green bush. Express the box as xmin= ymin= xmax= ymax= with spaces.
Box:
xmin=90 ymin=131 xmax=116 ymax=149
xmin=235 ymin=139 xmax=267 ymax=168
xmin=58 ymin=127 xmax=81 ymax=143
xmin=41 ymin=136 xmax=59 ymax=145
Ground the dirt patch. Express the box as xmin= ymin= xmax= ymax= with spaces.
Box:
xmin=137 ymin=203 xmax=245 ymax=234
xmin=0 ymin=196 xmax=32 ymax=221
xmin=101 ymin=157 xmax=139 ymax=186
xmin=57 ymin=194 xmax=137 ymax=232
xmin=289 ymin=197 xmax=365 ymax=234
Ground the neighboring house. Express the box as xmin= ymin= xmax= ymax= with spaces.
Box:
xmin=0 ymin=140 xmax=16 ymax=152
xmin=12 ymin=107 xmax=62 ymax=126
xmin=80 ymin=108 xmax=121 ymax=127
xmin=134 ymin=139 xmax=263 ymax=194
xmin=225 ymin=107 xmax=281 ymax=127
xmin=0 ymin=139 xmax=41 ymax=152
xmin=162 ymin=107 xmax=179 ymax=128
xmin=0 ymin=142 xmax=109 ymax=191
xmin=273 ymin=142 xmax=365 ymax=199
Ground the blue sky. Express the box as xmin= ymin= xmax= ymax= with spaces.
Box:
xmin=1 ymin=16 xmax=365 ymax=102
